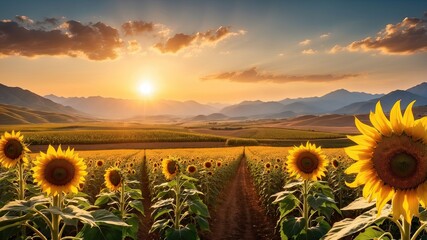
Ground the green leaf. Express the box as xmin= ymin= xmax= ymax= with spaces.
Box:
xmin=152 ymin=208 xmax=173 ymax=221
xmin=77 ymin=224 xmax=123 ymax=240
xmin=43 ymin=205 xmax=97 ymax=227
xmin=95 ymin=192 xmax=116 ymax=206
xmin=283 ymin=181 xmax=303 ymax=189
xmin=341 ymin=197 xmax=376 ymax=211
xmin=165 ymin=225 xmax=198 ymax=240
xmin=124 ymin=214 xmax=139 ymax=240
xmin=324 ymin=204 xmax=391 ymax=240
xmin=150 ymin=219 xmax=172 ymax=233
xmin=274 ymin=194 xmax=299 ymax=219
xmin=127 ymin=188 xmax=143 ymax=200
xmin=129 ymin=200 xmax=144 ymax=216
xmin=307 ymin=193 xmax=336 ymax=210
xmin=187 ymin=199 xmax=210 ymax=218
xmin=91 ymin=209 xmax=130 ymax=227
xmin=354 ymin=226 xmax=389 ymax=240
xmin=306 ymin=217 xmax=331 ymax=240
xmin=280 ymin=217 xmax=306 ymax=239
xmin=0 ymin=213 xmax=33 ymax=231
xmin=151 ymin=198 xmax=174 ymax=209
xmin=195 ymin=216 xmax=210 ymax=232
xmin=0 ymin=195 xmax=49 ymax=213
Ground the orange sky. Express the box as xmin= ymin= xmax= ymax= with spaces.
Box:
xmin=1 ymin=1 xmax=427 ymax=104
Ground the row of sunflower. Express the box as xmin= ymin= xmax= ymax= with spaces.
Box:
xmin=247 ymin=100 xmax=427 ymax=240
xmin=0 ymin=133 xmax=144 ymax=240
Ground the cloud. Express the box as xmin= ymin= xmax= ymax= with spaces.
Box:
xmin=14 ymin=15 xmax=34 ymax=24
xmin=201 ymin=67 xmax=359 ymax=83
xmin=302 ymin=49 xmax=317 ymax=54
xmin=127 ymin=40 xmax=141 ymax=53
xmin=122 ymin=20 xmax=154 ymax=35
xmin=346 ymin=14 xmax=427 ymax=54
xmin=154 ymin=26 xmax=244 ymax=53
xmin=320 ymin=33 xmax=330 ymax=39
xmin=0 ymin=17 xmax=123 ymax=60
xmin=299 ymin=39 xmax=311 ymax=46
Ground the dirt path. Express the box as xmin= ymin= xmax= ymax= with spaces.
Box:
xmin=205 ymin=157 xmax=279 ymax=240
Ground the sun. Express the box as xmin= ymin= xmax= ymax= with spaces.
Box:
xmin=138 ymin=81 xmax=154 ymax=96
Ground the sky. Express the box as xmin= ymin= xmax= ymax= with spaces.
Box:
xmin=1 ymin=0 xmax=427 ymax=104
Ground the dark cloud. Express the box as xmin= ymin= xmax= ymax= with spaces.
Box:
xmin=347 ymin=14 xmax=427 ymax=54
xmin=154 ymin=26 xmax=244 ymax=53
xmin=0 ymin=18 xmax=122 ymax=60
xmin=122 ymin=20 xmax=154 ymax=35
xmin=201 ymin=67 xmax=359 ymax=83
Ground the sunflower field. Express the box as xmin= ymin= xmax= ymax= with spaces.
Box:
xmin=2 ymin=100 xmax=427 ymax=240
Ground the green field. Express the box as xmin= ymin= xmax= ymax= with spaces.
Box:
xmin=0 ymin=122 xmax=352 ymax=147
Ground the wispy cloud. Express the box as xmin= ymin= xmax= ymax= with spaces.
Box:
xmin=122 ymin=20 xmax=154 ymax=35
xmin=153 ymin=26 xmax=245 ymax=54
xmin=201 ymin=67 xmax=359 ymax=83
xmin=299 ymin=39 xmax=311 ymax=46
xmin=330 ymin=13 xmax=427 ymax=55
xmin=302 ymin=49 xmax=317 ymax=54
xmin=320 ymin=33 xmax=330 ymax=39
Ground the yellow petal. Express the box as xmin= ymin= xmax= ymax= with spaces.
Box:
xmin=347 ymin=135 xmax=376 ymax=147
xmin=345 ymin=145 xmax=373 ymax=161
xmin=404 ymin=190 xmax=418 ymax=223
xmin=370 ymin=102 xmax=392 ymax=136
xmin=345 ymin=160 xmax=371 ymax=174
xmin=392 ymin=191 xmax=405 ymax=221
xmin=403 ymin=101 xmax=416 ymax=130
xmin=376 ymin=184 xmax=394 ymax=217
xmin=355 ymin=117 xmax=381 ymax=142
xmin=417 ymin=183 xmax=427 ymax=207
xmin=390 ymin=100 xmax=404 ymax=134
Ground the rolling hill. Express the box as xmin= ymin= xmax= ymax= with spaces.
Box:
xmin=0 ymin=83 xmax=83 ymax=116
xmin=0 ymin=104 xmax=91 ymax=124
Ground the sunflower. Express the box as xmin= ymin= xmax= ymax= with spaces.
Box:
xmin=287 ymin=142 xmax=328 ymax=181
xmin=104 ymin=167 xmax=122 ymax=191
xmin=204 ymin=161 xmax=212 ymax=169
xmin=96 ymin=160 xmax=104 ymax=167
xmin=162 ymin=157 xmax=179 ymax=180
xmin=216 ymin=161 xmax=222 ymax=167
xmin=264 ymin=162 xmax=271 ymax=169
xmin=330 ymin=159 xmax=338 ymax=168
xmin=187 ymin=165 xmax=197 ymax=174
xmin=0 ymin=131 xmax=30 ymax=168
xmin=32 ymin=145 xmax=87 ymax=196
xmin=345 ymin=100 xmax=427 ymax=223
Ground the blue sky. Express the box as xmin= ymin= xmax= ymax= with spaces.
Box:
xmin=1 ymin=1 xmax=427 ymax=103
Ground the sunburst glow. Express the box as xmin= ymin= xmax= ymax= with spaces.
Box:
xmin=138 ymin=81 xmax=154 ymax=96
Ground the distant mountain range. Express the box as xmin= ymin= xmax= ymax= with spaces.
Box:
xmin=44 ymin=95 xmax=218 ymax=119
xmin=1 ymin=82 xmax=427 ymax=124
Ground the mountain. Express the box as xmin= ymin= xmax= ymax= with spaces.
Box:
xmin=191 ymin=113 xmax=229 ymax=121
xmin=279 ymin=89 xmax=383 ymax=113
xmin=407 ymin=82 xmax=427 ymax=96
xmin=0 ymin=104 xmax=91 ymax=124
xmin=45 ymin=95 xmax=218 ymax=119
xmin=220 ymin=89 xmax=383 ymax=117
xmin=334 ymin=90 xmax=427 ymax=114
xmin=0 ymin=83 xmax=83 ymax=116
xmin=220 ymin=101 xmax=285 ymax=117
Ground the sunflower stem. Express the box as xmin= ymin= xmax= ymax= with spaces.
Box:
xmin=52 ymin=194 xmax=61 ymax=240
xmin=120 ymin=178 xmax=126 ymax=220
xmin=302 ymin=180 xmax=310 ymax=231
xmin=17 ymin=159 xmax=27 ymax=240
xmin=174 ymin=175 xmax=182 ymax=230
xmin=411 ymin=222 xmax=427 ymax=240
xmin=401 ymin=219 xmax=411 ymax=240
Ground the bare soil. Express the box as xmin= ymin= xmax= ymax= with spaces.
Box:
xmin=204 ymin=158 xmax=280 ymax=240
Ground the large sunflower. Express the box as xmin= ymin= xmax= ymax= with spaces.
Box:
xmin=162 ymin=157 xmax=179 ymax=180
xmin=104 ymin=167 xmax=122 ymax=191
xmin=345 ymin=100 xmax=427 ymax=223
xmin=32 ymin=145 xmax=87 ymax=196
xmin=287 ymin=142 xmax=328 ymax=181
xmin=0 ymin=131 xmax=30 ymax=168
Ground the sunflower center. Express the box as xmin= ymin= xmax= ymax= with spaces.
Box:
xmin=167 ymin=161 xmax=177 ymax=174
xmin=44 ymin=158 xmax=76 ymax=186
xmin=390 ymin=152 xmax=417 ymax=178
xmin=373 ymin=135 xmax=427 ymax=190
xmin=4 ymin=139 xmax=23 ymax=160
xmin=297 ymin=153 xmax=319 ymax=173
xmin=109 ymin=170 xmax=121 ymax=186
